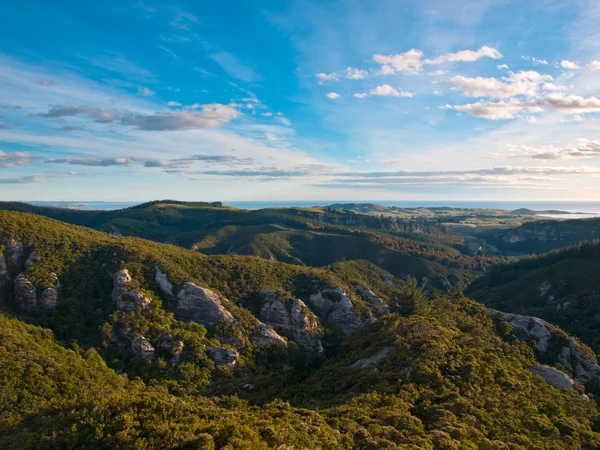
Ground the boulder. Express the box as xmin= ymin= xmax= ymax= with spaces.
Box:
xmin=39 ymin=288 xmax=58 ymax=309
xmin=355 ymin=285 xmax=389 ymax=317
xmin=175 ymin=282 xmax=235 ymax=326
xmin=529 ymin=365 xmax=574 ymax=390
xmin=159 ymin=335 xmax=184 ymax=363
xmin=24 ymin=252 xmax=41 ymax=268
xmin=207 ymin=346 xmax=239 ymax=368
xmin=309 ymin=288 xmax=363 ymax=335
xmin=154 ymin=265 xmax=173 ymax=296
xmin=489 ymin=310 xmax=551 ymax=353
xmin=2 ymin=237 xmax=25 ymax=267
xmin=120 ymin=328 xmax=154 ymax=360
xmin=251 ymin=323 xmax=287 ymax=347
xmin=259 ymin=291 xmax=323 ymax=352
xmin=352 ymin=346 xmax=395 ymax=369
xmin=112 ymin=269 xmax=151 ymax=312
xmin=112 ymin=269 xmax=132 ymax=304
xmin=14 ymin=274 xmax=37 ymax=309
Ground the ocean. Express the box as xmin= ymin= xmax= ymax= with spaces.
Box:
xmin=23 ymin=200 xmax=600 ymax=218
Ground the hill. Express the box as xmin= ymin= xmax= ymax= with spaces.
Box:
xmin=0 ymin=201 xmax=500 ymax=288
xmin=2 ymin=210 xmax=600 ymax=447
xmin=467 ymin=240 xmax=600 ymax=353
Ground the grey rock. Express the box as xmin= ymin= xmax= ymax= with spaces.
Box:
xmin=251 ymin=323 xmax=287 ymax=347
xmin=175 ymin=282 xmax=235 ymax=326
xmin=355 ymin=285 xmax=389 ymax=317
xmin=112 ymin=269 xmax=151 ymax=312
xmin=112 ymin=269 xmax=132 ymax=304
xmin=39 ymin=288 xmax=58 ymax=309
xmin=309 ymin=288 xmax=363 ymax=335
xmin=14 ymin=274 xmax=37 ymax=309
xmin=2 ymin=237 xmax=25 ymax=267
xmin=0 ymin=254 xmax=8 ymax=289
xmin=259 ymin=291 xmax=323 ymax=352
xmin=352 ymin=346 xmax=395 ymax=369
xmin=159 ymin=335 xmax=184 ymax=363
xmin=24 ymin=252 xmax=41 ymax=268
xmin=529 ymin=365 xmax=574 ymax=390
xmin=207 ymin=346 xmax=239 ymax=368
xmin=489 ymin=310 xmax=551 ymax=353
xmin=120 ymin=328 xmax=154 ymax=360
xmin=154 ymin=265 xmax=173 ymax=296
xmin=382 ymin=273 xmax=395 ymax=286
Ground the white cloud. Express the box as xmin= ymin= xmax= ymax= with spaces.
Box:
xmin=503 ymin=140 xmax=600 ymax=160
xmin=326 ymin=92 xmax=341 ymax=99
xmin=139 ymin=87 xmax=155 ymax=96
xmin=369 ymin=84 xmax=413 ymax=97
xmin=427 ymin=46 xmax=503 ymax=64
xmin=497 ymin=64 xmax=509 ymax=69
xmin=448 ymin=71 xmax=553 ymax=98
xmin=316 ymin=72 xmax=339 ymax=81
xmin=0 ymin=150 xmax=40 ymax=168
xmin=373 ymin=49 xmax=424 ymax=74
xmin=446 ymin=93 xmax=600 ymax=119
xmin=316 ymin=67 xmax=369 ymax=82
xmin=522 ymin=56 xmax=548 ymax=65
xmin=353 ymin=93 xmax=368 ymax=99
xmin=588 ymin=60 xmax=600 ymax=71
xmin=278 ymin=116 xmax=292 ymax=126
xmin=167 ymin=101 xmax=182 ymax=107
xmin=561 ymin=60 xmax=580 ymax=69
xmin=262 ymin=112 xmax=273 ymax=117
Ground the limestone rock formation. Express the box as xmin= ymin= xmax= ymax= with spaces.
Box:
xmin=154 ymin=265 xmax=173 ymax=296
xmin=529 ymin=365 xmax=575 ymax=390
xmin=175 ymin=282 xmax=235 ymax=326
xmin=309 ymin=288 xmax=364 ymax=335
xmin=39 ymin=288 xmax=58 ymax=309
xmin=251 ymin=322 xmax=287 ymax=347
xmin=2 ymin=237 xmax=25 ymax=267
xmin=24 ymin=251 xmax=41 ymax=268
xmin=355 ymin=285 xmax=389 ymax=317
xmin=352 ymin=346 xmax=395 ymax=369
xmin=0 ymin=254 xmax=8 ymax=288
xmin=112 ymin=269 xmax=151 ymax=312
xmin=120 ymin=328 xmax=155 ymax=360
xmin=159 ymin=335 xmax=184 ymax=363
xmin=207 ymin=346 xmax=239 ymax=368
xmin=490 ymin=309 xmax=600 ymax=387
xmin=259 ymin=291 xmax=323 ymax=352
xmin=14 ymin=274 xmax=37 ymax=309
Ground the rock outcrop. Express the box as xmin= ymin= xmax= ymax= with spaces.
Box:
xmin=352 ymin=346 xmax=395 ymax=369
xmin=207 ymin=346 xmax=239 ymax=368
xmin=154 ymin=265 xmax=173 ymax=296
xmin=175 ymin=282 xmax=235 ymax=326
xmin=309 ymin=288 xmax=364 ymax=335
xmin=529 ymin=365 xmax=575 ymax=390
xmin=24 ymin=251 xmax=41 ymax=268
xmin=259 ymin=291 xmax=323 ymax=352
xmin=0 ymin=254 xmax=8 ymax=288
xmin=251 ymin=323 xmax=287 ymax=347
xmin=120 ymin=328 xmax=155 ymax=360
xmin=490 ymin=309 xmax=600 ymax=387
xmin=112 ymin=269 xmax=152 ymax=312
xmin=355 ymin=285 xmax=389 ymax=317
xmin=2 ymin=237 xmax=25 ymax=267
xmin=39 ymin=288 xmax=58 ymax=309
xmin=159 ymin=334 xmax=184 ymax=363
xmin=14 ymin=274 xmax=37 ymax=309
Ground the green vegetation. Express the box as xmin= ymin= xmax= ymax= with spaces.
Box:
xmin=468 ymin=239 xmax=600 ymax=353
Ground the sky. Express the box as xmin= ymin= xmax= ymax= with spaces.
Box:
xmin=1 ymin=0 xmax=600 ymax=202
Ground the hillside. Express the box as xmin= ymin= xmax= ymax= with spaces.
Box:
xmin=3 ymin=210 xmax=600 ymax=447
xmin=0 ymin=201 xmax=499 ymax=288
xmin=467 ymin=240 xmax=600 ymax=353
xmin=487 ymin=217 xmax=600 ymax=255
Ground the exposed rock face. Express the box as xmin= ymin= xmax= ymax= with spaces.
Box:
xmin=154 ymin=265 xmax=173 ymax=296
xmin=159 ymin=334 xmax=184 ymax=363
xmin=529 ymin=365 xmax=574 ymax=390
xmin=490 ymin=309 xmax=600 ymax=387
xmin=382 ymin=273 xmax=395 ymax=286
xmin=0 ymin=254 xmax=8 ymax=288
xmin=39 ymin=288 xmax=58 ymax=309
xmin=14 ymin=274 xmax=37 ymax=310
xmin=355 ymin=285 xmax=389 ymax=317
xmin=2 ymin=237 xmax=25 ymax=267
xmin=309 ymin=288 xmax=363 ymax=335
xmin=112 ymin=269 xmax=151 ymax=312
xmin=175 ymin=282 xmax=235 ymax=326
xmin=489 ymin=310 xmax=551 ymax=353
xmin=251 ymin=323 xmax=287 ymax=347
xmin=352 ymin=346 xmax=395 ymax=369
xmin=120 ymin=328 xmax=155 ymax=360
xmin=259 ymin=291 xmax=323 ymax=352
xmin=207 ymin=346 xmax=239 ymax=368
xmin=24 ymin=252 xmax=41 ymax=268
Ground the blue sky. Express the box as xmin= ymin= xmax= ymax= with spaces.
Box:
xmin=1 ymin=0 xmax=600 ymax=201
